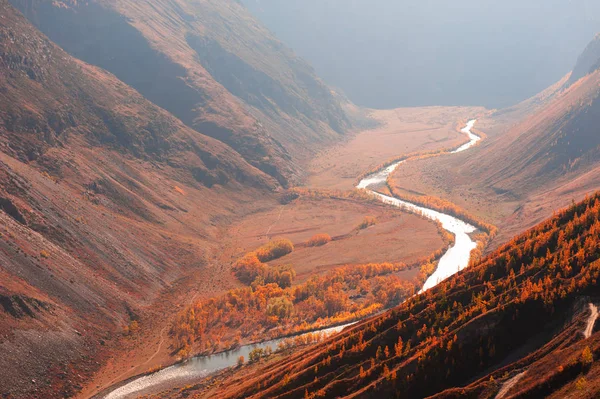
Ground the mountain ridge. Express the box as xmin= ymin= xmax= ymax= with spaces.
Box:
xmin=194 ymin=192 xmax=600 ymax=399
xmin=9 ymin=0 xmax=352 ymax=186
xmin=0 ymin=1 xmax=280 ymax=397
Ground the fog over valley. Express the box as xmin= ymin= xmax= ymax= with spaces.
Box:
xmin=244 ymin=0 xmax=600 ymax=108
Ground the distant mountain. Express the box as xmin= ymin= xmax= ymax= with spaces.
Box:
xmin=0 ymin=1 xmax=276 ymax=397
xmin=386 ymin=32 xmax=600 ymax=245
xmin=569 ymin=33 xmax=600 ymax=85
xmin=213 ymin=189 xmax=600 ymax=399
xmin=243 ymin=0 xmax=600 ymax=109
xmin=9 ymin=0 xmax=351 ymax=186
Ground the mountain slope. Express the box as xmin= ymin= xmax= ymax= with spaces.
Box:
xmin=569 ymin=33 xmax=600 ymax=85
xmin=204 ymin=192 xmax=600 ymax=399
xmin=388 ymin=33 xmax=600 ymax=244
xmin=10 ymin=0 xmax=351 ymax=185
xmin=0 ymin=1 xmax=277 ymax=398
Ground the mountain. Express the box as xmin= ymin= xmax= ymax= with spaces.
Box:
xmin=243 ymin=0 xmax=600 ymax=109
xmin=0 ymin=1 xmax=278 ymax=397
xmin=569 ymin=33 xmax=600 ymax=85
xmin=206 ymin=191 xmax=600 ymax=399
xmin=9 ymin=0 xmax=351 ymax=186
xmin=387 ymin=32 xmax=600 ymax=245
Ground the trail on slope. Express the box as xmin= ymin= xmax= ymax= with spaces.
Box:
xmin=585 ymin=303 xmax=598 ymax=338
xmin=265 ymin=205 xmax=285 ymax=238
xmin=495 ymin=371 xmax=527 ymax=399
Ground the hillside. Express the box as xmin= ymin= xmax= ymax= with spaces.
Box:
xmin=388 ymin=33 xmax=600 ymax=245
xmin=569 ymin=33 xmax=600 ymax=85
xmin=185 ymin=191 xmax=600 ymax=399
xmin=9 ymin=0 xmax=352 ymax=186
xmin=0 ymin=1 xmax=278 ymax=398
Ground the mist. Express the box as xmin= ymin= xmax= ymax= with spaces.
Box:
xmin=244 ymin=0 xmax=600 ymax=109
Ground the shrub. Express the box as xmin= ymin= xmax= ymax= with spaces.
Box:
xmin=575 ymin=377 xmax=587 ymax=390
xmin=255 ymin=239 xmax=294 ymax=262
xmin=237 ymin=356 xmax=245 ymax=366
xmin=266 ymin=297 xmax=294 ymax=319
xmin=233 ymin=253 xmax=267 ymax=284
xmin=249 ymin=347 xmax=265 ymax=363
xmin=307 ymin=233 xmax=332 ymax=247
xmin=358 ymin=216 xmax=377 ymax=230
xmin=581 ymin=346 xmax=593 ymax=365
xmin=264 ymin=265 xmax=297 ymax=288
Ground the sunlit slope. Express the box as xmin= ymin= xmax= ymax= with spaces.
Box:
xmin=0 ymin=1 xmax=275 ymax=397
xmin=390 ymin=33 xmax=600 ymax=244
xmin=210 ymin=193 xmax=600 ymax=399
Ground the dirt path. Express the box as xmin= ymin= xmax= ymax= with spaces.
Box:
xmin=102 ymin=324 xmax=167 ymax=390
xmin=495 ymin=371 xmax=527 ymax=399
xmin=265 ymin=205 xmax=285 ymax=239
xmin=585 ymin=303 xmax=598 ymax=339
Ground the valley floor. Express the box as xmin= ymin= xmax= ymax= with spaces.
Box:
xmin=82 ymin=106 xmax=484 ymax=398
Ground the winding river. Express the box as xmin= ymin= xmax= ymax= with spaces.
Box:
xmin=98 ymin=120 xmax=481 ymax=399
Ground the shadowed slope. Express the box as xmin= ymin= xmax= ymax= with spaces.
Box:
xmin=0 ymin=1 xmax=276 ymax=397
xmin=10 ymin=0 xmax=352 ymax=185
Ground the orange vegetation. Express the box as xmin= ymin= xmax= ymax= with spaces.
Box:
xmin=255 ymin=239 xmax=295 ymax=262
xmin=306 ymin=234 xmax=332 ymax=247
xmin=171 ymin=249 xmax=448 ymax=359
xmin=388 ymin=185 xmax=497 ymax=237
xmin=358 ymin=216 xmax=377 ymax=230
xmin=232 ymin=239 xmax=295 ymax=285
xmin=221 ymin=193 xmax=600 ymax=399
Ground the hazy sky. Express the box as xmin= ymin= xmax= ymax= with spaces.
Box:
xmin=244 ymin=0 xmax=600 ymax=109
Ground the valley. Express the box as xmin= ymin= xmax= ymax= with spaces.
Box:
xmin=93 ymin=116 xmax=489 ymax=398
xmin=3 ymin=1 xmax=600 ymax=399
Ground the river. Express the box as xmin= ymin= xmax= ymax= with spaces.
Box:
xmin=98 ymin=119 xmax=481 ymax=399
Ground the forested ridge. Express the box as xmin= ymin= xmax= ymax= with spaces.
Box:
xmin=218 ymin=192 xmax=600 ymax=399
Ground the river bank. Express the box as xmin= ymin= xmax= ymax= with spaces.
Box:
xmin=96 ymin=120 xmax=483 ymax=399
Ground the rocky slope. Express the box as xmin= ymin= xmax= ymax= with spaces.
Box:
xmin=9 ymin=0 xmax=351 ymax=186
xmin=0 ymin=1 xmax=277 ymax=397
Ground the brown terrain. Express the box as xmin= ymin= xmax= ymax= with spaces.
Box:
xmin=0 ymin=1 xmax=468 ymax=398
xmin=9 ymin=0 xmax=352 ymax=186
xmin=222 ymin=196 xmax=443 ymax=282
xmin=5 ymin=0 xmax=600 ymax=398
xmin=0 ymin=1 xmax=279 ymax=397
xmin=307 ymin=107 xmax=486 ymax=191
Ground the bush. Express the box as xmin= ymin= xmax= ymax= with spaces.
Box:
xmin=264 ymin=265 xmax=297 ymax=288
xmin=358 ymin=216 xmax=377 ymax=230
xmin=307 ymin=233 xmax=332 ymax=247
xmin=249 ymin=348 xmax=265 ymax=363
xmin=266 ymin=297 xmax=294 ymax=319
xmin=233 ymin=253 xmax=267 ymax=284
xmin=255 ymin=239 xmax=294 ymax=262
xmin=581 ymin=346 xmax=593 ymax=365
